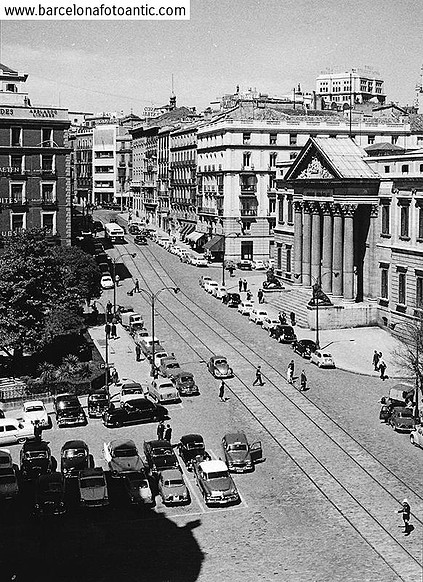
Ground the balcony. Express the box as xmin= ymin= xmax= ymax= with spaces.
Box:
xmin=144 ymin=197 xmax=158 ymax=206
xmin=8 ymin=198 xmax=29 ymax=210
xmin=198 ymin=207 xmax=217 ymax=216
xmin=240 ymin=185 xmax=257 ymax=196
xmin=240 ymin=207 xmax=258 ymax=217
xmin=240 ymin=164 xmax=255 ymax=172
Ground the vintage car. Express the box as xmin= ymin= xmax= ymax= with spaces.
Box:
xmin=222 ymin=293 xmax=241 ymax=308
xmin=292 ymin=339 xmax=317 ymax=359
xmin=0 ymin=448 xmax=13 ymax=469
xmin=60 ymin=440 xmax=91 ymax=478
xmin=270 ymin=325 xmax=297 ymax=343
xmin=158 ymin=357 xmax=182 ymax=380
xmin=22 ymin=400 xmax=51 ymax=429
xmin=78 ymin=468 xmax=109 ymax=508
xmin=249 ymin=308 xmax=268 ymax=325
xmin=149 ymin=378 xmax=180 ymax=404
xmin=262 ymin=316 xmax=280 ymax=332
xmin=139 ymin=337 xmax=164 ymax=362
xmin=173 ymin=371 xmax=200 ymax=397
xmin=143 ymin=440 xmax=180 ymax=474
xmin=123 ymin=471 xmax=154 ymax=505
xmin=221 ymin=432 xmax=263 ymax=473
xmin=104 ymin=439 xmax=145 ymax=477
xmin=310 ymin=350 xmax=336 ymax=368
xmin=20 ymin=440 xmax=54 ymax=480
xmin=237 ymin=259 xmax=253 ymax=270
xmin=34 ymin=473 xmax=66 ymax=516
xmin=199 ymin=275 xmax=213 ymax=288
xmin=102 ymin=398 xmax=167 ymax=428
xmin=238 ymin=301 xmax=254 ymax=316
xmin=388 ymin=407 xmax=415 ymax=432
xmin=0 ymin=418 xmax=35 ymax=446
xmin=192 ymin=459 xmax=240 ymax=506
xmin=134 ymin=235 xmax=148 ymax=245
xmin=88 ymin=390 xmax=109 ymax=418
xmin=178 ymin=434 xmax=210 ymax=470
xmin=158 ymin=468 xmax=190 ymax=506
xmin=204 ymin=280 xmax=219 ymax=295
xmin=192 ymin=256 xmax=208 ymax=267
xmin=119 ymin=381 xmax=145 ymax=405
xmin=207 ymin=355 xmax=234 ymax=379
xmin=0 ymin=466 xmax=19 ymax=500
xmin=410 ymin=425 xmax=423 ymax=448
xmin=54 ymin=394 xmax=87 ymax=428
xmin=128 ymin=223 xmax=142 ymax=235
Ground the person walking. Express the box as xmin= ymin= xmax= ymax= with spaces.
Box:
xmin=257 ymin=289 xmax=264 ymax=304
xmin=135 ymin=343 xmax=141 ymax=362
xmin=219 ymin=380 xmax=226 ymax=402
xmin=279 ymin=311 xmax=287 ymax=325
xmin=397 ymin=499 xmax=411 ymax=533
xmin=246 ymin=290 xmax=253 ymax=301
xmin=379 ymin=360 xmax=387 ymax=380
xmin=105 ymin=322 xmax=111 ymax=339
xmin=111 ymin=321 xmax=118 ymax=339
xmin=243 ymin=279 xmax=248 ymax=292
xmin=134 ymin=278 xmax=140 ymax=293
xmin=290 ymin=311 xmax=296 ymax=326
xmin=300 ymin=370 xmax=307 ymax=391
xmin=372 ymin=350 xmax=381 ymax=371
xmin=33 ymin=420 xmax=42 ymax=442
xmin=238 ymin=278 xmax=243 ymax=293
xmin=253 ymin=365 xmax=264 ymax=386
xmin=106 ymin=300 xmax=113 ymax=316
xmin=164 ymin=424 xmax=172 ymax=443
xmin=287 ymin=359 xmax=295 ymax=384
xmin=157 ymin=420 xmax=165 ymax=440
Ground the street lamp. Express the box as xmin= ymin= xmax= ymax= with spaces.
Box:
xmin=311 ymin=272 xmax=339 ymax=349
xmin=111 ymin=253 xmax=136 ymax=314
xmin=138 ymin=286 xmax=180 ymax=378
xmin=221 ymin=232 xmax=241 ymax=287
xmin=94 ymin=301 xmax=110 ymax=395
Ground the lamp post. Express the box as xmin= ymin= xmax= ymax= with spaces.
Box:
xmin=221 ymin=232 xmax=241 ymax=287
xmin=111 ymin=253 xmax=136 ymax=314
xmin=138 ymin=286 xmax=180 ymax=378
xmin=94 ymin=301 xmax=110 ymax=395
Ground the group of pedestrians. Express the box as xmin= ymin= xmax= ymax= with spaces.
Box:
xmin=372 ymin=350 xmax=387 ymax=380
xmin=238 ymin=278 xmax=248 ymax=293
xmin=156 ymin=420 xmax=172 ymax=442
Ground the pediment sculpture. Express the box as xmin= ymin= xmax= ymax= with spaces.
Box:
xmin=297 ymin=157 xmax=334 ymax=180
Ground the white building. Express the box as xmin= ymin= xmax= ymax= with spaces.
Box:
xmin=316 ymin=67 xmax=386 ymax=111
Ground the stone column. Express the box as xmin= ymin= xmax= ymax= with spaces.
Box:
xmin=310 ymin=203 xmax=321 ymax=282
xmin=302 ymin=202 xmax=311 ymax=287
xmin=363 ymin=204 xmax=378 ymax=299
xmin=321 ymin=203 xmax=333 ymax=294
xmin=293 ymin=201 xmax=303 ymax=284
xmin=332 ymin=204 xmax=343 ymax=297
xmin=343 ymin=204 xmax=356 ymax=301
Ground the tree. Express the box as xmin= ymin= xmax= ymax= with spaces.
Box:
xmin=394 ymin=315 xmax=423 ymax=416
xmin=52 ymin=246 xmax=101 ymax=305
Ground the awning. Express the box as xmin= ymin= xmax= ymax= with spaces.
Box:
xmin=187 ymin=231 xmax=206 ymax=243
xmin=204 ymin=235 xmax=224 ymax=252
xmin=180 ymin=223 xmax=195 ymax=237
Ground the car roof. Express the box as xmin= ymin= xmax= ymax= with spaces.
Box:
xmin=125 ymin=398 xmax=153 ymax=408
xmin=160 ymin=468 xmax=183 ymax=479
xmin=299 ymin=339 xmax=316 ymax=345
xmin=175 ymin=371 xmax=194 ymax=378
xmin=61 ymin=440 xmax=88 ymax=451
xmin=145 ymin=439 xmax=173 ymax=449
xmin=109 ymin=439 xmax=137 ymax=450
xmin=23 ymin=400 xmax=44 ymax=407
xmin=79 ymin=468 xmax=104 ymax=477
xmin=160 ymin=357 xmax=178 ymax=364
xmin=180 ymin=433 xmax=203 ymax=444
xmin=199 ymin=460 xmax=228 ymax=472
xmin=37 ymin=472 xmax=63 ymax=485
xmin=212 ymin=355 xmax=227 ymax=361
xmin=223 ymin=431 xmax=248 ymax=444
xmin=22 ymin=440 xmax=50 ymax=451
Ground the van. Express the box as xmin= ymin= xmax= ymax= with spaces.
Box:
xmin=389 ymin=384 xmax=414 ymax=404
xmin=0 ymin=418 xmax=34 ymax=445
xmin=121 ymin=311 xmax=144 ymax=329
xmin=139 ymin=336 xmax=163 ymax=360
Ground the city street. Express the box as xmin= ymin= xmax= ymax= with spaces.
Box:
xmin=2 ymin=220 xmax=422 ymax=582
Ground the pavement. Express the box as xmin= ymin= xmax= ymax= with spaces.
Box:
xmin=114 ymin=211 xmax=412 ymax=381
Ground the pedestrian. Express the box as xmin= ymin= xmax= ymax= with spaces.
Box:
xmin=279 ymin=311 xmax=287 ymax=325
xmin=110 ymin=368 xmax=119 ymax=385
xmin=253 ymin=365 xmax=264 ymax=386
xmin=257 ymin=289 xmax=264 ymax=304
xmin=115 ymin=274 xmax=120 ymax=287
xmin=372 ymin=350 xmax=380 ymax=371
xmin=300 ymin=370 xmax=307 ymax=391
xmin=238 ymin=278 xmax=243 ymax=293
xmin=91 ymin=303 xmax=99 ymax=325
xmin=164 ymin=424 xmax=172 ymax=442
xmin=397 ymin=499 xmax=411 ymax=533
xmin=243 ymin=279 xmax=248 ymax=292
xmin=134 ymin=278 xmax=140 ymax=293
xmin=111 ymin=321 xmax=117 ymax=339
xmin=135 ymin=343 xmax=141 ymax=362
xmin=157 ymin=420 xmax=165 ymax=440
xmin=247 ymin=290 xmax=253 ymax=301
xmin=219 ymin=380 xmax=226 ymax=402
xmin=229 ymin=265 xmax=235 ymax=277
xmin=106 ymin=300 xmax=113 ymax=316
xmin=105 ymin=322 xmax=111 ymax=339
xmin=287 ymin=359 xmax=295 ymax=384
xmin=379 ymin=360 xmax=387 ymax=380
xmin=33 ymin=420 xmax=42 ymax=442
xmin=290 ymin=311 xmax=296 ymax=326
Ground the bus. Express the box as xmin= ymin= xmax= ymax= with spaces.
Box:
xmin=104 ymin=223 xmax=125 ymax=244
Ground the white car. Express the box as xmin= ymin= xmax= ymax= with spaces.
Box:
xmin=262 ymin=317 xmax=280 ymax=332
xmin=192 ymin=256 xmax=209 ymax=267
xmin=213 ymin=285 xmax=227 ymax=299
xmin=0 ymin=418 xmax=34 ymax=445
xmin=154 ymin=350 xmax=169 ymax=369
xmin=253 ymin=260 xmax=266 ymax=270
xmin=199 ymin=275 xmax=212 ymax=288
xmin=310 ymin=350 xmax=336 ymax=368
xmin=149 ymin=378 xmax=180 ymax=403
xmin=119 ymin=381 xmax=145 ymax=405
xmin=204 ymin=280 xmax=219 ymax=294
xmin=249 ymin=308 xmax=269 ymax=324
xmin=100 ymin=275 xmax=114 ymax=290
xmin=22 ymin=400 xmax=51 ymax=428
xmin=238 ymin=301 xmax=254 ymax=315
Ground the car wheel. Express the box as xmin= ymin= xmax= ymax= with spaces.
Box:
xmin=391 ymin=422 xmax=396 ymax=431
xmin=410 ymin=435 xmax=416 ymax=446
xmin=18 ymin=437 xmax=27 ymax=444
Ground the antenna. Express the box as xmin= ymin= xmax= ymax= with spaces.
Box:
xmin=171 ymin=74 xmax=174 ymax=95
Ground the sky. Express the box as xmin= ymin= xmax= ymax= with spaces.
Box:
xmin=2 ymin=0 xmax=423 ymax=115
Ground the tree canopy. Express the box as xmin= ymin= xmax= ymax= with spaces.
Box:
xmin=0 ymin=229 xmax=101 ymax=357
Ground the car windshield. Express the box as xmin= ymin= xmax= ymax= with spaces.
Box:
xmin=0 ymin=474 xmax=16 ymax=484
xmin=152 ymin=448 xmax=172 ymax=457
xmin=166 ymin=363 xmax=180 ymax=370
xmin=0 ymin=456 xmax=10 ymax=465
xmin=165 ymin=479 xmax=184 ymax=487
xmin=215 ymin=360 xmax=227 ymax=366
xmin=122 ymin=388 xmax=142 ymax=395
xmin=187 ymin=442 xmax=204 ymax=450
xmin=63 ymin=449 xmax=86 ymax=458
xmin=44 ymin=482 xmax=62 ymax=493
xmin=179 ymin=376 xmax=193 ymax=383
xmin=80 ymin=477 xmax=104 ymax=488
xmin=25 ymin=405 xmax=44 ymax=413
xmin=207 ymin=471 xmax=229 ymax=479
xmin=228 ymin=443 xmax=248 ymax=451
xmin=400 ymin=410 xmax=413 ymax=418
xmin=322 ymin=353 xmax=332 ymax=358
xmin=26 ymin=451 xmax=48 ymax=459
xmin=114 ymin=447 xmax=137 ymax=458
xmin=90 ymin=395 xmax=107 ymax=402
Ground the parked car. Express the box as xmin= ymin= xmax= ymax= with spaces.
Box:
xmin=54 ymin=394 xmax=87 ymax=428
xmin=100 ymin=275 xmax=114 ymax=290
xmin=192 ymin=256 xmax=208 ymax=267
xmin=123 ymin=471 xmax=154 ymax=505
xmin=0 ymin=448 xmax=13 ymax=469
xmin=178 ymin=434 xmax=210 ymax=470
xmin=192 ymin=459 xmax=240 ymax=506
xmin=173 ymin=371 xmax=200 ymax=397
xmin=119 ymin=381 xmax=145 ymax=405
xmin=262 ymin=316 xmax=280 ymax=332
xmin=60 ymin=440 xmax=91 ymax=478
xmin=221 ymin=432 xmax=263 ymax=473
xmin=158 ymin=357 xmax=182 ymax=379
xmin=104 ymin=439 xmax=144 ymax=477
xmin=410 ymin=425 xmax=423 ymax=448
xmin=20 ymin=440 xmax=54 ymax=480
xmin=237 ymin=259 xmax=253 ymax=270
xmin=88 ymin=390 xmax=109 ymax=418
xmin=102 ymin=398 xmax=167 ymax=428
xmin=128 ymin=223 xmax=142 ymax=235
xmin=143 ymin=440 xmax=180 ymax=474
xmin=389 ymin=407 xmax=415 ymax=432
xmin=34 ymin=473 xmax=66 ymax=516
xmin=238 ymin=300 xmax=254 ymax=315
xmin=23 ymin=400 xmax=51 ymax=429
xmin=204 ymin=280 xmax=219 ymax=294
xmin=292 ymin=339 xmax=317 ymax=359
xmin=154 ymin=350 xmax=169 ymax=369
xmin=0 ymin=418 xmax=34 ymax=446
xmin=149 ymin=378 xmax=180 ymax=403
xmin=270 ymin=325 xmax=297 ymax=343
xmin=207 ymin=355 xmax=234 ymax=379
xmin=0 ymin=466 xmax=19 ymax=500
xmin=223 ymin=293 xmax=241 ymax=307
xmin=213 ymin=285 xmax=228 ymax=300
xmin=199 ymin=275 xmax=212 ymax=288
xmin=134 ymin=235 xmax=148 ymax=245
xmin=310 ymin=350 xmax=336 ymax=368
xmin=249 ymin=308 xmax=268 ymax=325
xmin=158 ymin=468 xmax=190 ymax=505
xmin=252 ymin=260 xmax=266 ymax=270
xmin=138 ymin=336 xmax=163 ymax=361
xmin=78 ymin=468 xmax=109 ymax=508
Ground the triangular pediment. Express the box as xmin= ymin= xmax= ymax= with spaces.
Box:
xmin=296 ymin=155 xmax=335 ymax=180
xmin=286 ymin=139 xmax=339 ymax=181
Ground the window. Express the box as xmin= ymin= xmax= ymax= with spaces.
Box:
xmin=278 ymin=197 xmax=284 ymax=223
xmin=381 ymin=269 xmax=388 ymax=299
xmin=392 ymin=136 xmax=398 ymax=145
xmin=10 ymin=183 xmax=24 ymax=202
xmin=398 ymin=273 xmax=406 ymax=305
xmin=419 ymin=207 xmax=423 ymax=240
xmin=286 ymin=246 xmax=292 ymax=273
xmin=287 ymin=198 xmax=293 ymax=223
xmin=401 ymin=164 xmax=409 ymax=174
xmin=242 ymin=133 xmax=251 ymax=145
xmin=269 ymin=133 xmax=277 ymax=145
xmin=41 ymin=212 xmax=55 ymax=233
xmin=417 ymin=136 xmax=423 ymax=146
xmin=289 ymin=134 xmax=297 ymax=146
xmin=400 ymin=205 xmax=409 ymax=238
xmin=420 ymin=164 xmax=423 ymax=173
xmin=384 ymin=166 xmax=390 ymax=174
xmin=41 ymin=183 xmax=55 ymax=202
xmin=6 ymin=83 xmax=16 ymax=92
xmin=41 ymin=155 xmax=54 ymax=172
xmin=11 ymin=213 xmax=25 ymax=232
xmin=269 ymin=153 xmax=277 ymax=167
xmin=42 ymin=128 xmax=53 ymax=147
xmin=381 ymin=204 xmax=390 ymax=235
xmin=417 ymin=277 xmax=423 ymax=309
xmin=242 ymin=152 xmax=251 ymax=168
xmin=95 ymin=151 xmax=113 ymax=159
xmin=10 ymin=155 xmax=23 ymax=172
xmin=11 ymin=127 xmax=22 ymax=146
xmin=368 ymin=136 xmax=375 ymax=145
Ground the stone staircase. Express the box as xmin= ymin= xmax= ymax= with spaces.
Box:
xmin=264 ymin=285 xmax=313 ymax=328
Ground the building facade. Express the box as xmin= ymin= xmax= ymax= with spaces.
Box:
xmin=316 ymin=67 xmax=386 ymax=111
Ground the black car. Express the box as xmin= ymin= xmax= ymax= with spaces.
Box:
xmin=223 ymin=293 xmax=241 ymax=307
xmin=128 ymin=224 xmax=141 ymax=235
xmin=60 ymin=440 xmax=91 ymax=478
xmin=54 ymin=394 xmax=87 ymax=428
xmin=34 ymin=473 xmax=66 ymax=516
xmin=134 ymin=235 xmax=148 ymax=245
xmin=237 ymin=259 xmax=253 ymax=270
xmin=270 ymin=325 xmax=297 ymax=343
xmin=20 ymin=440 xmax=54 ymax=480
xmin=143 ymin=440 xmax=180 ymax=474
xmin=178 ymin=434 xmax=210 ymax=471
xmin=102 ymin=398 xmax=167 ymax=428
xmin=88 ymin=390 xmax=109 ymax=418
xmin=292 ymin=339 xmax=317 ymax=358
